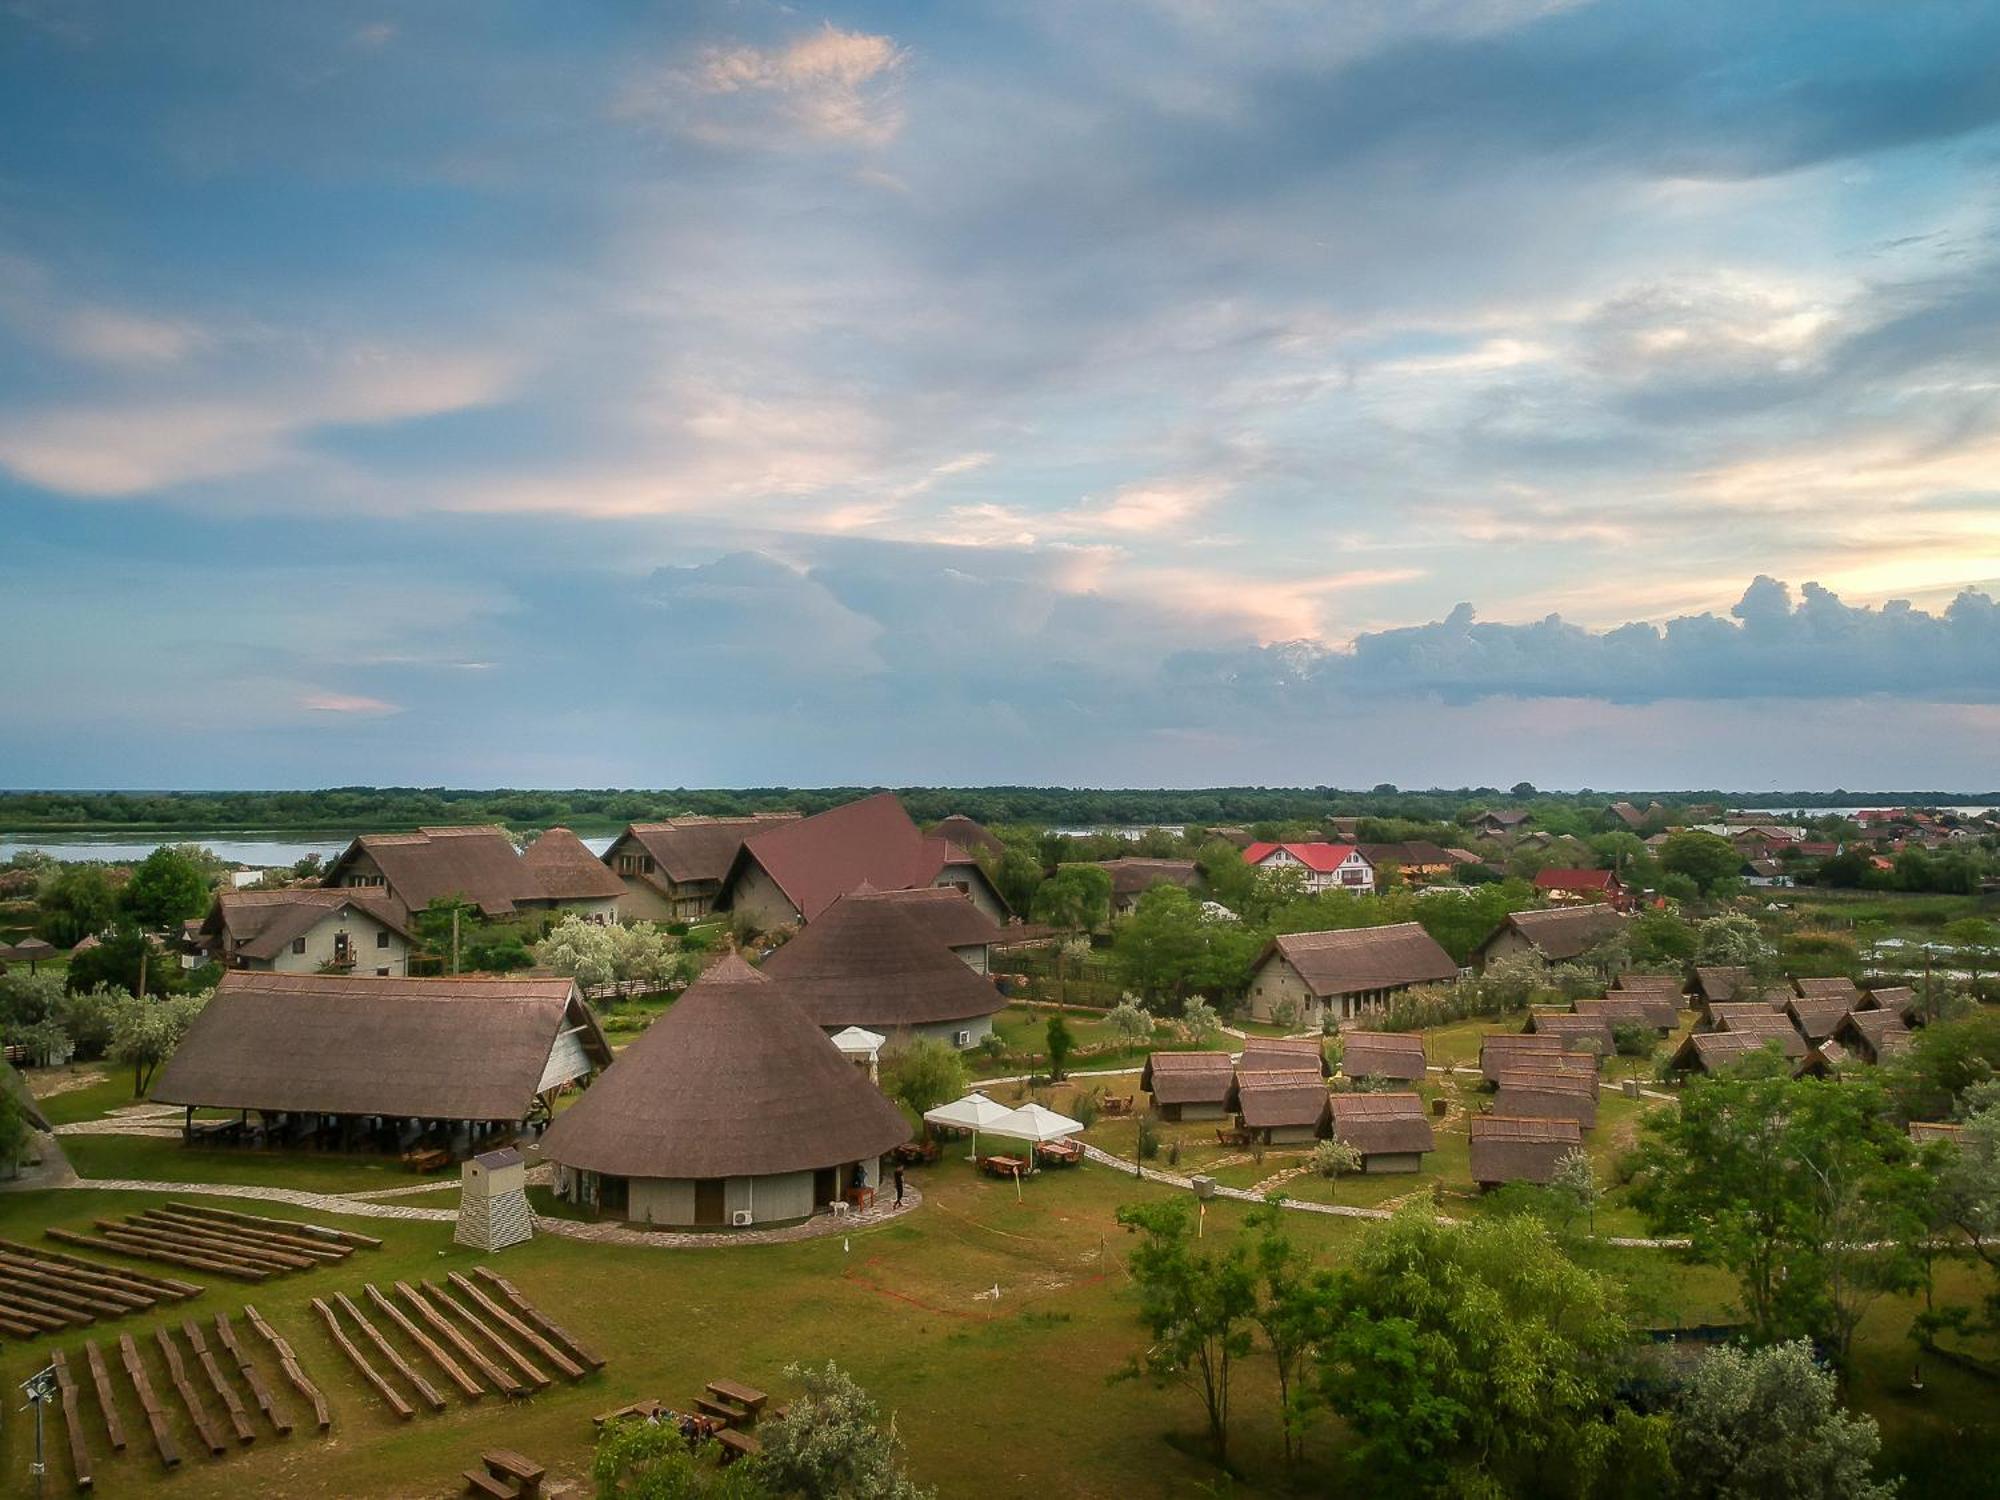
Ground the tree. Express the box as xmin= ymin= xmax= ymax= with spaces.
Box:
xmin=1925 ymin=1081 xmax=2000 ymax=1336
xmin=1030 ymin=866 xmax=1112 ymax=934
xmin=1630 ymin=909 xmax=1696 ymax=966
xmin=36 ymin=865 xmax=118 ymax=947
xmin=1885 ymin=1011 xmax=2000 ymax=1123
xmin=1317 ymin=1207 xmax=1663 ymax=1496
xmin=748 ymin=1360 xmax=933 ymax=1499
xmin=1661 ymin=831 xmax=1744 ymax=896
xmin=592 ymin=1416 xmax=771 ymax=1498
xmin=1106 ymin=1001 xmax=1154 ymax=1045
xmin=1632 ymin=1060 xmax=1929 ymax=1365
xmin=0 ymin=1083 xmax=31 ymax=1180
xmin=1944 ymin=917 xmax=1996 ymax=992
xmin=1668 ymin=1340 xmax=1894 ymax=1500
xmin=1550 ymin=1148 xmax=1601 ymax=1236
xmin=1180 ymin=997 xmax=1219 ymax=1042
xmin=0 ymin=970 xmax=63 ymax=1032
xmin=881 ymin=1038 xmax=969 ymax=1126
xmin=1115 ymin=1197 xmax=1257 ymax=1466
xmin=109 ymin=990 xmax=211 ymax=1095
xmin=1693 ymin=913 xmax=1775 ymax=976
xmin=1312 ymin=1138 xmax=1360 ymax=1183
xmin=56 ymin=984 xmax=122 ymax=1060
xmin=121 ymin=846 xmax=212 ymax=927
xmin=1044 ymin=1013 xmax=1073 ymax=1081
xmin=1248 ymin=1205 xmax=1327 ymax=1468
xmin=66 ymin=927 xmax=179 ymax=998
xmin=536 ymin=917 xmax=621 ymax=990
xmin=984 ymin=848 xmax=1046 ymax=918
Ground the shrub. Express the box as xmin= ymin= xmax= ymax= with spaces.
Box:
xmin=1073 ymin=1087 xmax=1103 ymax=1129
xmin=1106 ymin=1000 xmax=1154 ymax=1044
xmin=1136 ymin=1115 xmax=1160 ymax=1160
xmin=1314 ymin=1139 xmax=1361 ymax=1179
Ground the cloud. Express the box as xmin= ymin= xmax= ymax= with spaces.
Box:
xmin=626 ymin=24 xmax=909 ymax=149
xmin=300 ymin=691 xmax=401 ymax=715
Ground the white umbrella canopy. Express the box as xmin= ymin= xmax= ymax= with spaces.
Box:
xmin=922 ymin=1091 xmax=1016 ymax=1158
xmin=982 ymin=1101 xmax=1085 ymax=1145
xmin=830 ymin=1026 xmax=887 ymax=1060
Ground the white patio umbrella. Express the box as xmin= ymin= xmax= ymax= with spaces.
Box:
xmin=982 ymin=1101 xmax=1085 ymax=1145
xmin=922 ymin=1091 xmax=1014 ymax=1158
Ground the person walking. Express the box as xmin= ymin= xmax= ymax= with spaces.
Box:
xmin=893 ymin=1165 xmax=906 ymax=1206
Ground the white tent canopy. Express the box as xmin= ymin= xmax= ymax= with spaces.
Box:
xmin=983 ymin=1101 xmax=1085 ymax=1144
xmin=922 ymin=1091 xmax=1015 ymax=1157
xmin=830 ymin=1026 xmax=887 ymax=1060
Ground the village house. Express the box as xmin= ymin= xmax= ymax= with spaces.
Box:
xmin=1668 ymin=1030 xmax=1779 ymax=1075
xmin=1241 ymin=841 xmax=1376 ymax=895
xmin=519 ymin=826 xmax=626 ymax=920
xmin=1610 ymin=972 xmax=1686 ymax=1024
xmin=1140 ymin=1051 xmax=1234 ymax=1121
xmin=1524 ymin=1010 xmax=1615 ymax=1055
xmin=199 ymin=889 xmax=415 ymax=977
xmin=717 ymin=793 xmax=1009 ymax=930
xmin=756 ymin=888 xmax=1007 ymax=1048
xmin=1245 ymin=923 xmax=1458 ymax=1027
xmin=599 ymin=813 xmax=801 ymax=922
xmin=1834 ymin=1007 xmax=1912 ymax=1065
xmin=1794 ymin=975 xmax=1863 ymax=1008
xmin=1470 ymin=809 xmax=1534 ymax=835
xmin=1469 ymin=1116 xmax=1582 ymax=1187
xmin=1338 ymin=1031 xmax=1428 ymax=1083
xmin=1479 ymin=1032 xmax=1569 ymax=1084
xmin=1785 ymin=995 xmax=1854 ymax=1044
xmin=1355 ymin=841 xmax=1459 ymax=890
xmin=1330 ymin=1093 xmax=1435 ymax=1173
xmin=1715 ymin=1010 xmax=1808 ymax=1058
xmin=1236 ymin=1036 xmax=1331 ymax=1077
xmin=1226 ymin=1071 xmax=1330 ymax=1145
xmin=1689 ymin=965 xmax=1754 ymax=1008
xmin=1472 ymin=905 xmax=1629 ymax=971
xmin=151 ymin=973 xmax=611 ymax=1149
xmin=1531 ymin=867 xmax=1632 ymax=912
xmin=539 ymin=956 xmax=908 ymax=1228
xmin=1491 ymin=1068 xmax=1599 ymax=1128
xmin=928 ymin=814 xmax=1006 ymax=858
xmin=323 ymin=825 xmax=548 ymax=921
xmin=1089 ymin=857 xmax=1202 ymax=918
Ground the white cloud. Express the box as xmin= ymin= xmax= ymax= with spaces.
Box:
xmin=627 ymin=25 xmax=909 ymax=148
xmin=300 ymin=691 xmax=401 ymax=715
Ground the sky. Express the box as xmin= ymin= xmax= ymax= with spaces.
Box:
xmin=4 ymin=1 xmax=2000 ymax=793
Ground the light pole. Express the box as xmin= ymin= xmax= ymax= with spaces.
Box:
xmin=20 ymin=1365 xmax=56 ymax=1500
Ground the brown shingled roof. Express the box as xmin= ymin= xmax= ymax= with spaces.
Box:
xmin=1331 ymin=1093 xmax=1435 ymax=1156
xmin=1141 ymin=1050 xmax=1235 ymax=1106
xmin=326 ymin=825 xmax=546 ymax=917
xmin=757 ymin=891 xmax=1005 ymax=1030
xmin=840 ymin=886 xmax=1005 ymax=952
xmin=1479 ymin=1032 xmax=1566 ymax=1084
xmin=1794 ymin=976 xmax=1862 ymax=1005
xmin=620 ymin=814 xmax=802 ymax=885
xmin=1785 ymin=996 xmax=1854 ymax=1042
xmin=1835 ymin=1007 xmax=1912 ymax=1060
xmin=1860 ymin=986 xmax=1919 ymax=1022
xmin=1717 ymin=1011 xmax=1808 ymax=1057
xmin=1524 ymin=1011 xmax=1615 ymax=1053
xmin=1491 ymin=1073 xmax=1598 ymax=1128
xmin=1339 ymin=1032 xmax=1428 ymax=1082
xmin=1230 ymin=1073 xmax=1331 ymax=1132
xmin=929 ymin=814 xmax=1005 ymax=857
xmin=203 ymin=888 xmax=412 ymax=961
xmin=521 ymin=826 xmax=627 ymax=902
xmin=538 ymin=955 xmax=909 ymax=1180
xmin=1261 ymin=923 xmax=1458 ymax=1000
xmin=1690 ymin=965 xmax=1752 ymax=1004
xmin=151 ymin=972 xmax=608 ymax=1121
xmin=1088 ymin=858 xmax=1201 ymax=898
xmin=1479 ymin=905 xmax=1629 ymax=962
xmin=1236 ymin=1036 xmax=1330 ymax=1077
xmin=1669 ymin=1030 xmax=1784 ymax=1073
xmin=726 ymin=794 xmax=975 ymax=922
xmin=1470 ymin=1116 xmax=1583 ymax=1185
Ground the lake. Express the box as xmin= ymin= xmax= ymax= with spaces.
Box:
xmin=0 ymin=831 xmax=618 ymax=866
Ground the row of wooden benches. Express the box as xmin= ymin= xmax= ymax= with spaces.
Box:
xmin=46 ymin=1201 xmax=380 ymax=1284
xmin=0 ymin=1237 xmax=202 ymax=1345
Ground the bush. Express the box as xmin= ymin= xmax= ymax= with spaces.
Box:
xmin=1106 ymin=1000 xmax=1154 ymax=1045
xmin=1137 ymin=1115 xmax=1160 ymax=1160
xmin=1314 ymin=1139 xmax=1360 ymax=1178
xmin=1073 ymin=1086 xmax=1103 ymax=1128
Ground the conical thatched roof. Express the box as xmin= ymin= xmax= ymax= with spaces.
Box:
xmin=758 ymin=892 xmax=1004 ymax=1029
xmin=539 ymin=954 xmax=910 ymax=1180
xmin=522 ymin=826 xmax=626 ymax=902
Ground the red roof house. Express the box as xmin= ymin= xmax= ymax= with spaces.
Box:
xmin=1241 ymin=842 xmax=1375 ymax=895
xmin=1531 ymin=868 xmax=1631 ymax=912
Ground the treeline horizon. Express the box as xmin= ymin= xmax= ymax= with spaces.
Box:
xmin=1 ymin=783 xmax=1995 ymax=834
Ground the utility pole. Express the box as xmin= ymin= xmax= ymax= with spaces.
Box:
xmin=21 ymin=1365 xmax=55 ymax=1500
xmin=136 ymin=941 xmax=148 ymax=1003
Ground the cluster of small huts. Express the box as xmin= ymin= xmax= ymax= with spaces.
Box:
xmin=1668 ymin=968 xmax=1920 ymax=1075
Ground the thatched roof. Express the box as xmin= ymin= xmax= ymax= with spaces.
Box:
xmin=538 ymin=955 xmax=909 ymax=1180
xmin=1785 ymin=996 xmax=1854 ymax=1042
xmin=617 ymin=814 xmax=801 ymax=886
xmin=1690 ymin=965 xmax=1752 ymax=1004
xmin=1141 ymin=1051 xmax=1234 ymax=1106
xmin=1717 ymin=1012 xmax=1807 ymax=1058
xmin=1704 ymin=1002 xmax=1781 ymax=1029
xmin=1331 ymin=1093 xmax=1435 ymax=1156
xmin=1492 ymin=1056 xmax=1600 ymax=1094
xmin=1478 ymin=906 xmax=1628 ymax=962
xmin=0 ymin=937 xmax=57 ymax=962
xmin=325 ymin=826 xmax=545 ymax=918
xmin=757 ymin=891 xmax=1005 ymax=1029
xmin=1231 ymin=1073 xmax=1330 ymax=1132
xmin=1087 ymin=858 xmax=1201 ymax=898
xmin=1523 ymin=1011 xmax=1614 ymax=1053
xmin=1470 ymin=1116 xmax=1582 ymax=1185
xmin=1259 ymin=923 xmax=1457 ymax=999
xmin=1236 ymin=1036 xmax=1329 ymax=1077
xmin=1492 ymin=1076 xmax=1598 ymax=1128
xmin=1794 ymin=976 xmax=1862 ymax=1005
xmin=1835 ymin=1008 xmax=1912 ymax=1060
xmin=841 ymin=886 xmax=1004 ymax=952
xmin=929 ymin=814 xmax=1005 ymax=857
xmin=1861 ymin=986 xmax=1920 ymax=1021
xmin=521 ymin=827 xmax=626 ymax=902
xmin=152 ymin=973 xmax=608 ymax=1121
xmin=1669 ymin=1030 xmax=1782 ymax=1073
xmin=1612 ymin=973 xmax=1685 ymax=998
xmin=724 ymin=793 xmax=978 ymax=923
xmin=202 ymin=889 xmax=411 ymax=962
xmin=1339 ymin=1032 xmax=1427 ymax=1081
xmin=1479 ymin=1032 xmax=1565 ymax=1084
xmin=1574 ymin=995 xmax=1660 ymax=1031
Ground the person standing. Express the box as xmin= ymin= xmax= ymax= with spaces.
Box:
xmin=893 ymin=1165 xmax=906 ymax=1206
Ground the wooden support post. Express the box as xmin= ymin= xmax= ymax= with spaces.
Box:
xmin=214 ymin=1312 xmax=292 ymax=1436
xmin=242 ymin=1305 xmax=328 ymax=1432
xmin=311 ymin=1297 xmax=414 ymax=1420
xmin=364 ymin=1284 xmax=482 ymax=1400
xmin=48 ymin=1348 xmax=95 ymax=1493
xmin=334 ymin=1291 xmax=446 ymax=1412
xmin=81 ymin=1340 xmax=127 ymax=1453
xmin=396 ymin=1282 xmax=523 ymax=1398
xmin=154 ymin=1326 xmax=228 ymax=1456
xmin=470 ymin=1268 xmax=606 ymax=1370
xmin=182 ymin=1318 xmax=257 ymax=1444
xmin=117 ymin=1332 xmax=180 ymax=1470
xmin=425 ymin=1280 xmax=551 ymax=1390
xmin=446 ymin=1272 xmax=586 ymax=1380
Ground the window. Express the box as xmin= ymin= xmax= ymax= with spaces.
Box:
xmin=376 ymin=929 xmax=390 ymax=949
xmin=376 ymin=968 xmax=390 ymax=977
xmin=292 ymin=937 xmax=307 ymax=954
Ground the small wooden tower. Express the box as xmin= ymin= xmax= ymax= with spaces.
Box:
xmin=455 ymin=1146 xmax=533 ymax=1252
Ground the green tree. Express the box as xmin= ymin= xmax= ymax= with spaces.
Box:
xmin=984 ymin=847 xmax=1046 ymax=918
xmin=109 ymin=989 xmax=211 ymax=1095
xmin=121 ymin=845 xmax=212 ymax=927
xmin=1668 ymin=1340 xmax=1894 ymax=1500
xmin=1317 ymin=1207 xmax=1662 ymax=1496
xmin=881 ymin=1038 xmax=970 ymax=1127
xmin=36 ymin=865 xmax=118 ymax=947
xmin=1115 ymin=1197 xmax=1257 ymax=1466
xmin=748 ymin=1361 xmax=933 ymax=1500
xmin=1885 ymin=1012 xmax=2000 ymax=1122
xmin=1944 ymin=917 xmax=1996 ymax=991
xmin=1550 ymin=1147 xmax=1601 ymax=1236
xmin=1661 ymin=831 xmax=1743 ymax=896
xmin=592 ymin=1417 xmax=771 ymax=1498
xmin=0 ymin=1082 xmax=31 ymax=1179
xmin=66 ymin=926 xmax=178 ymax=998
xmin=536 ymin=916 xmax=621 ymax=990
xmin=1031 ymin=866 xmax=1112 ymax=934
xmin=1248 ymin=1205 xmax=1326 ymax=1469
xmin=1106 ymin=1001 xmax=1154 ymax=1045
xmin=1693 ymin=913 xmax=1775 ymax=974
xmin=1630 ymin=909 xmax=1696 ymax=966
xmin=1044 ymin=1013 xmax=1074 ymax=1081
xmin=56 ymin=984 xmax=122 ymax=1060
xmin=1925 ymin=1081 xmax=2000 ymax=1336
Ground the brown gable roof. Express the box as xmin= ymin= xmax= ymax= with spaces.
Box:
xmin=726 ymin=793 xmax=968 ymax=922
xmin=1794 ymin=976 xmax=1862 ymax=1005
xmin=326 ymin=825 xmax=545 ymax=917
xmin=1785 ymin=996 xmax=1854 ymax=1042
xmin=1860 ymin=986 xmax=1919 ymax=1021
xmin=1262 ymin=923 xmax=1457 ymax=999
xmin=1470 ymin=1116 xmax=1582 ymax=1185
xmin=1492 ymin=1056 xmax=1600 ymax=1095
xmin=205 ymin=888 xmax=412 ymax=961
xmin=1479 ymin=1032 xmax=1565 ymax=1083
xmin=151 ymin=972 xmax=607 ymax=1121
xmin=538 ymin=955 xmax=909 ymax=1180
xmin=1717 ymin=1011 xmax=1808 ymax=1057
xmin=929 ymin=814 xmax=1005 ymax=857
xmin=1331 ymin=1093 xmax=1435 ymax=1156
xmin=1236 ymin=1036 xmax=1330 ymax=1077
xmin=1670 ymin=1030 xmax=1782 ymax=1073
xmin=1835 ymin=1007 xmax=1912 ymax=1059
xmin=1612 ymin=973 xmax=1685 ymax=998
xmin=839 ymin=886 xmax=1005 ymax=951
xmin=1690 ymin=965 xmax=1752 ymax=1004
xmin=1339 ymin=1031 xmax=1427 ymax=1081
xmin=1524 ymin=1011 xmax=1615 ymax=1052
xmin=755 ymin=892 xmax=1004 ymax=1030
xmin=1481 ymin=905 xmax=1628 ymax=961
xmin=521 ymin=826 xmax=626 ymax=902
xmin=1492 ymin=1076 xmax=1598 ymax=1128
xmin=1231 ymin=1073 xmax=1331 ymax=1132
xmin=1575 ymin=994 xmax=1668 ymax=1030
xmin=1141 ymin=1050 xmax=1235 ymax=1106
xmin=1089 ymin=858 xmax=1201 ymax=898
xmin=620 ymin=814 xmax=802 ymax=886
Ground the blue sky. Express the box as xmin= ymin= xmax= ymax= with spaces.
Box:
xmin=4 ymin=1 xmax=1999 ymax=791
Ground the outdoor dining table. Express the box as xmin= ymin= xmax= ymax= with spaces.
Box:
xmin=978 ymin=1154 xmax=1029 ymax=1178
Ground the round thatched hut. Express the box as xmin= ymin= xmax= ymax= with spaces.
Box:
xmin=538 ymin=954 xmax=910 ymax=1228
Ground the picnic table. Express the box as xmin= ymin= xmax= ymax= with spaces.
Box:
xmin=1214 ymin=1126 xmax=1251 ymax=1148
xmin=187 ymin=1117 xmax=244 ymax=1145
xmin=978 ymin=1154 xmax=1028 ymax=1179
xmin=706 ymin=1379 xmax=768 ymax=1414
xmin=1099 ymin=1095 xmax=1134 ymax=1117
xmin=890 ymin=1139 xmax=941 ymax=1166
xmin=1034 ymin=1139 xmax=1083 ymax=1167
xmin=401 ymin=1147 xmax=453 ymax=1174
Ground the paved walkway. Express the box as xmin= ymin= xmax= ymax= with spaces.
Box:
xmin=536 ymin=1183 xmax=923 ymax=1249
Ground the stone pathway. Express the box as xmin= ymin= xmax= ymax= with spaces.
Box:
xmin=55 ymin=1103 xmax=185 ymax=1139
xmin=1079 ymin=1144 xmax=1401 ymax=1221
xmin=536 ymin=1183 xmax=923 ymax=1250
xmin=49 ymin=1177 xmax=460 ymax=1221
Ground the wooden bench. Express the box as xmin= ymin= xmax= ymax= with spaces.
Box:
xmin=714 ymin=1428 xmax=761 ymax=1465
xmin=402 ymin=1147 xmax=453 ymax=1174
xmin=483 ymin=1449 xmax=545 ymax=1498
xmin=463 ymin=1469 xmax=514 ymax=1500
xmin=1035 ymin=1139 xmax=1083 ymax=1167
xmin=707 ymin=1379 xmax=766 ymax=1413
xmin=694 ymin=1395 xmax=745 ymax=1427
xmin=1099 ymin=1095 xmax=1134 ymax=1117
xmin=978 ymin=1154 xmax=1027 ymax=1179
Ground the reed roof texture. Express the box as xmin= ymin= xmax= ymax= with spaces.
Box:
xmin=724 ymin=793 xmax=978 ymax=922
xmin=1469 ymin=1116 xmax=1583 ymax=1185
xmin=151 ymin=972 xmax=607 ymax=1121
xmin=1690 ymin=966 xmax=1752 ymax=1004
xmin=756 ymin=892 xmax=1005 ymax=1029
xmin=1236 ymin=1036 xmax=1330 ymax=1077
xmin=1794 ymin=976 xmax=1862 ymax=1005
xmin=1478 ymin=905 xmax=1628 ymax=962
xmin=1261 ymin=923 xmax=1457 ymax=999
xmin=325 ymin=825 xmax=546 ymax=918
xmin=521 ymin=827 xmax=626 ymax=902
xmin=1491 ymin=1079 xmax=1598 ymax=1128
xmin=1330 ymin=1092 xmax=1435 ymax=1156
xmin=538 ymin=955 xmax=909 ymax=1180
xmin=1339 ymin=1031 xmax=1428 ymax=1081
xmin=1141 ymin=1050 xmax=1234 ymax=1106
xmin=1231 ymin=1074 xmax=1331 ymax=1132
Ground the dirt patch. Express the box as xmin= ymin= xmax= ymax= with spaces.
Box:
xmin=25 ymin=1063 xmax=107 ymax=1100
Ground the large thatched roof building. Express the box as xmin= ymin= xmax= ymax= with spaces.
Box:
xmin=1473 ymin=906 xmax=1628 ymax=970
xmin=151 ymin=973 xmax=610 ymax=1132
xmin=538 ymin=955 xmax=910 ymax=1228
xmin=1246 ymin=923 xmax=1458 ymax=1027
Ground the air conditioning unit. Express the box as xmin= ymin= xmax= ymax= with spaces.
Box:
xmin=731 ymin=1209 xmax=753 ymax=1227
xmin=955 ymin=1030 xmax=971 ymax=1048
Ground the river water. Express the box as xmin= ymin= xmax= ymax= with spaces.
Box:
xmin=0 ymin=831 xmax=617 ymax=866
